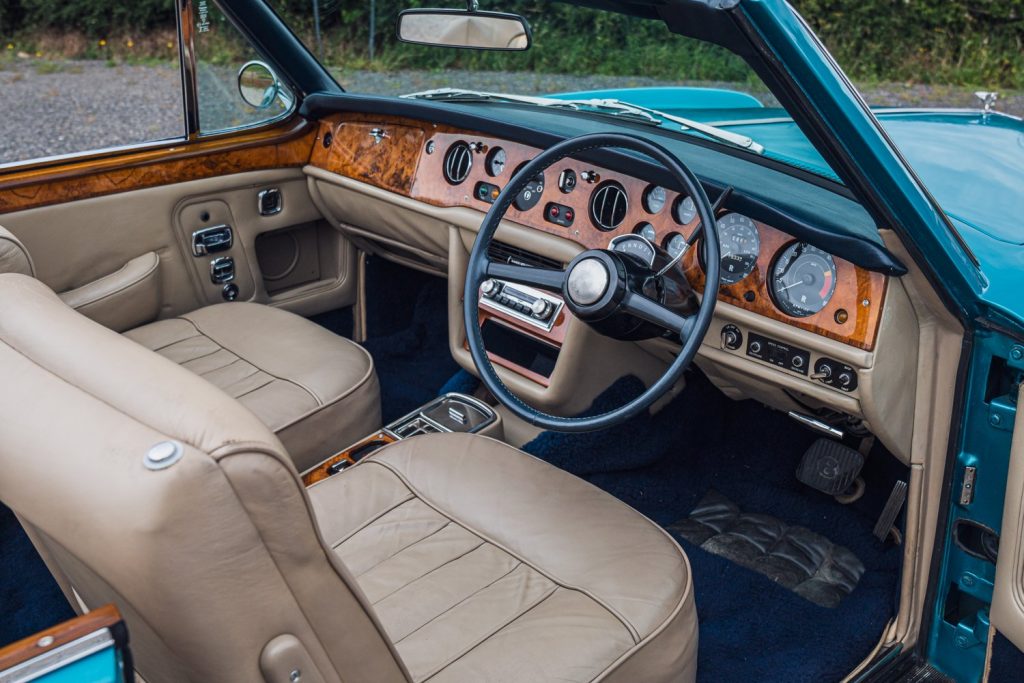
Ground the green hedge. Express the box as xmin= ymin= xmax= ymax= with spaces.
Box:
xmin=1 ymin=0 xmax=1022 ymax=87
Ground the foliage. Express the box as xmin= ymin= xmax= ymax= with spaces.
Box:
xmin=0 ymin=0 xmax=1022 ymax=87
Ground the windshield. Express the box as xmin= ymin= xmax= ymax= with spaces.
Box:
xmin=270 ymin=1 xmax=833 ymax=174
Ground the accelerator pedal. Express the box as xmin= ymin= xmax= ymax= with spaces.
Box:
xmin=796 ymin=438 xmax=865 ymax=496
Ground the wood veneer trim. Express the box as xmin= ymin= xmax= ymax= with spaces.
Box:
xmin=0 ymin=119 xmax=317 ymax=213
xmin=311 ymin=112 xmax=886 ymax=350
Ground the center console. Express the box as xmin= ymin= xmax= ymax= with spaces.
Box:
xmin=302 ymin=393 xmax=499 ymax=486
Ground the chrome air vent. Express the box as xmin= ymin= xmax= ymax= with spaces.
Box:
xmin=487 ymin=241 xmax=564 ymax=270
xmin=590 ymin=182 xmax=628 ymax=231
xmin=443 ymin=141 xmax=473 ymax=185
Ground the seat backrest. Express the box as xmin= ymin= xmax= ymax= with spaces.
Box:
xmin=0 ymin=274 xmax=408 ymax=683
xmin=0 ymin=225 xmax=34 ymax=277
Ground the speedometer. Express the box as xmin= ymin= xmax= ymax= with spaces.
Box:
xmin=770 ymin=242 xmax=838 ymax=317
xmin=703 ymin=213 xmax=761 ymax=285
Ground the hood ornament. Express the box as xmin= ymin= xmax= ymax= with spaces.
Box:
xmin=974 ymin=91 xmax=999 ymax=118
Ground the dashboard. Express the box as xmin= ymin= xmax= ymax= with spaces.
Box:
xmin=309 ymin=114 xmax=887 ymax=353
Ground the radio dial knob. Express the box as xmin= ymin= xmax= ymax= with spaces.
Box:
xmin=481 ymin=279 xmax=501 ymax=298
xmin=530 ymin=299 xmax=553 ymax=320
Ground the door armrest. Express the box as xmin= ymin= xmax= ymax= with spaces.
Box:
xmin=59 ymin=251 xmax=161 ymax=331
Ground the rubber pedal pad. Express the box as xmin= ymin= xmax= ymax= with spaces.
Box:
xmin=796 ymin=437 xmax=865 ymax=496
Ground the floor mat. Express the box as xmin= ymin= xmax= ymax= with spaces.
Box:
xmin=523 ymin=370 xmax=904 ymax=683
xmin=669 ymin=490 xmax=865 ymax=608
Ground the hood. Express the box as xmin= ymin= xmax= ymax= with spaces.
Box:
xmin=553 ymin=87 xmax=1024 ymax=253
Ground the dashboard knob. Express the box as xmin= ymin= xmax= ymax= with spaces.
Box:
xmin=530 ymin=299 xmax=553 ymax=320
xmin=481 ymin=279 xmax=501 ymax=298
xmin=811 ymin=364 xmax=832 ymax=381
xmin=749 ymin=340 xmax=762 ymax=354
xmin=837 ymin=371 xmax=854 ymax=388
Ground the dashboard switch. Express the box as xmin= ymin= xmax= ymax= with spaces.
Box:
xmin=544 ymin=202 xmax=574 ymax=227
xmin=813 ymin=358 xmax=858 ymax=392
xmin=746 ymin=332 xmax=809 ymax=375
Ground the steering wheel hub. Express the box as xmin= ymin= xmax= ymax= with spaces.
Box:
xmin=566 ymin=257 xmax=610 ymax=306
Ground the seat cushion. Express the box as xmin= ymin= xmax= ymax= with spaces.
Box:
xmin=308 ymin=433 xmax=698 ymax=683
xmin=125 ymin=302 xmax=380 ymax=471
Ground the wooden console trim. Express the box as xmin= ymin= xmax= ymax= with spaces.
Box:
xmin=309 ymin=113 xmax=886 ymax=351
xmin=303 ymin=431 xmax=397 ymax=487
xmin=0 ymin=118 xmax=317 ymax=213
xmin=0 ymin=604 xmax=121 ymax=672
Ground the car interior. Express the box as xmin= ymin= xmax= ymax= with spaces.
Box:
xmin=0 ymin=4 xmax=970 ymax=683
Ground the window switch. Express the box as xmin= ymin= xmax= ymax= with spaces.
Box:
xmin=210 ymin=257 xmax=235 ymax=284
xmin=258 ymin=188 xmax=283 ymax=216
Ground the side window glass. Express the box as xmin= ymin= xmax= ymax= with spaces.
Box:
xmin=0 ymin=4 xmax=184 ymax=167
xmin=192 ymin=0 xmax=293 ymax=135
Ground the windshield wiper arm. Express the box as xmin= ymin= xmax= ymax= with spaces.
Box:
xmin=403 ymin=88 xmax=661 ymax=125
xmin=575 ymin=98 xmax=765 ymax=154
xmin=404 ymin=89 xmax=764 ymax=153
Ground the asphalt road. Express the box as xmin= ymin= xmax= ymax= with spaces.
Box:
xmin=1 ymin=59 xmax=1020 ymax=166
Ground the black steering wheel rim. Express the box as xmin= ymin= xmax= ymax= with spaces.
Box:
xmin=464 ymin=132 xmax=720 ymax=432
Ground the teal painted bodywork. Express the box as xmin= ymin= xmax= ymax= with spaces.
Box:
xmin=33 ymin=645 xmax=123 ymax=683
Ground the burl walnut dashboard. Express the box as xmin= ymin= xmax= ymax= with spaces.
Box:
xmin=310 ymin=114 xmax=887 ymax=355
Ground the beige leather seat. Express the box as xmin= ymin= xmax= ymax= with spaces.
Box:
xmin=0 ymin=273 xmax=698 ymax=683
xmin=124 ymin=304 xmax=379 ymax=471
xmin=0 ymin=225 xmax=378 ymax=471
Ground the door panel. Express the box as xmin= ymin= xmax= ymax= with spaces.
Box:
xmin=992 ymin=384 xmax=1024 ymax=649
xmin=0 ymin=151 xmax=358 ymax=324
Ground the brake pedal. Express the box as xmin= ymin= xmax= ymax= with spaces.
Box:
xmin=796 ymin=438 xmax=865 ymax=496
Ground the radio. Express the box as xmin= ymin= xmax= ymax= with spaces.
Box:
xmin=479 ymin=279 xmax=562 ymax=331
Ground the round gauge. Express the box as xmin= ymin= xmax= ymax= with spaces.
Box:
xmin=611 ymin=234 xmax=656 ymax=268
xmin=634 ymin=222 xmax=657 ymax=242
xmin=643 ymin=185 xmax=667 ymax=214
xmin=513 ymin=172 xmax=545 ymax=211
xmin=485 ymin=147 xmax=507 ymax=176
xmin=701 ymin=213 xmax=760 ymax=285
xmin=665 ymin=233 xmax=687 ymax=259
xmin=673 ymin=195 xmax=697 ymax=224
xmin=770 ymin=242 xmax=838 ymax=318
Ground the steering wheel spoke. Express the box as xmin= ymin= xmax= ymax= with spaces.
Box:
xmin=484 ymin=259 xmax=567 ymax=293
xmin=620 ymin=290 xmax=695 ymax=341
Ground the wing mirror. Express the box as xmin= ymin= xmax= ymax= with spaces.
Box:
xmin=397 ymin=6 xmax=531 ymax=51
xmin=236 ymin=61 xmax=293 ymax=110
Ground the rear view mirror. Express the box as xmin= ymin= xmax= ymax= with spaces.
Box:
xmin=397 ymin=8 xmax=531 ymax=51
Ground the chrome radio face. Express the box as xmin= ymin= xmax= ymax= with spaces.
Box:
xmin=479 ymin=279 xmax=563 ymax=332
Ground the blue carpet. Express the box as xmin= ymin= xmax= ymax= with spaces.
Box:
xmin=312 ymin=257 xmax=463 ymax=425
xmin=359 ymin=258 xmax=462 ymax=424
xmin=523 ymin=371 xmax=903 ymax=683
xmin=0 ymin=504 xmax=73 ymax=646
xmin=989 ymin=632 xmax=1024 ymax=682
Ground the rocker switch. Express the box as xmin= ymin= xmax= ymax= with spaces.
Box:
xmin=210 ymin=257 xmax=235 ymax=284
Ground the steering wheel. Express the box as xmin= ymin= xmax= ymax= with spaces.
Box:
xmin=464 ymin=133 xmax=720 ymax=432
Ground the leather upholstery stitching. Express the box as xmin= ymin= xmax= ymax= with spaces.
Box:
xmin=351 ymin=520 xmax=453 ymax=579
xmin=416 ymin=587 xmax=567 ymax=683
xmin=147 ymin=332 xmax=203 ymax=353
xmin=367 ymin=537 xmax=488 ymax=606
xmin=361 ymin=459 xmax=642 ymax=644
xmin=175 ymin=316 xmax=323 ymax=407
xmin=231 ymin=377 xmax=278 ymax=400
xmin=326 ymin=493 xmax=416 ymax=548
